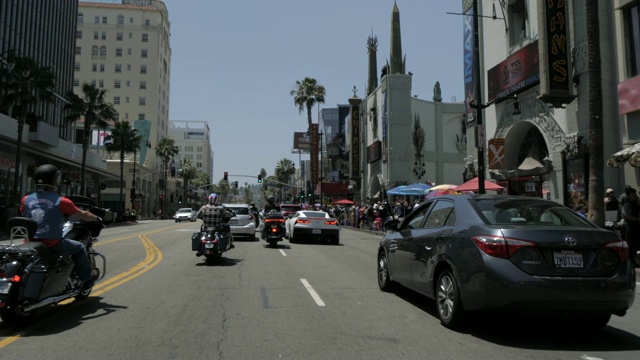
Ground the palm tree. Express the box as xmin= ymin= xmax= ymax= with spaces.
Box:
xmin=155 ymin=137 xmax=179 ymax=214
xmin=178 ymin=158 xmax=197 ymax=206
xmin=64 ymin=83 xmax=116 ymax=196
xmin=586 ymin=0 xmax=604 ymax=226
xmin=0 ymin=54 xmax=55 ymax=207
xmin=290 ymin=77 xmax=326 ymax=200
xmin=104 ymin=121 xmax=141 ymax=215
xmin=275 ymin=158 xmax=296 ymax=202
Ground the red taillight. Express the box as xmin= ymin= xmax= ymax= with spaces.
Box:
xmin=265 ymin=218 xmax=285 ymax=223
xmin=325 ymin=220 xmax=338 ymax=225
xmin=472 ymin=235 xmax=535 ymax=259
xmin=271 ymin=228 xmax=278 ymax=233
xmin=296 ymin=219 xmax=310 ymax=224
xmin=10 ymin=275 xmax=21 ymax=283
xmin=605 ymin=240 xmax=629 ymax=261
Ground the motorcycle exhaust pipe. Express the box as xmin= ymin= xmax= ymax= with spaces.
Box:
xmin=22 ymin=290 xmax=80 ymax=313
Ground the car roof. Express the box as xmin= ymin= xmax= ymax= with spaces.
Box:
xmin=222 ymin=203 xmax=249 ymax=208
xmin=177 ymin=208 xmax=193 ymax=211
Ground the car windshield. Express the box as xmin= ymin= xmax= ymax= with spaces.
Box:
xmin=177 ymin=208 xmax=192 ymax=213
xmin=227 ymin=207 xmax=249 ymax=215
xmin=471 ymin=198 xmax=596 ymax=227
xmin=301 ymin=211 xmax=327 ymax=218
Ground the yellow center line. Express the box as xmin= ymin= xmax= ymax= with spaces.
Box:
xmin=0 ymin=231 xmax=164 ymax=348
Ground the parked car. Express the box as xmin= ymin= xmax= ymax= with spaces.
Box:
xmin=280 ymin=203 xmax=302 ymax=218
xmin=377 ymin=194 xmax=636 ymax=330
xmin=286 ymin=210 xmax=340 ymax=245
xmin=174 ymin=208 xmax=196 ymax=222
xmin=222 ymin=203 xmax=256 ymax=240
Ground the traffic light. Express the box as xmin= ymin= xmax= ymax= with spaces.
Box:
xmin=257 ymin=174 xmax=262 ymax=183
xmin=234 ymin=181 xmax=238 ymax=188
xmin=170 ymin=165 xmax=176 ymax=177
xmin=159 ymin=194 xmax=164 ymax=204
xmin=178 ymin=195 xmax=183 ymax=204
xmin=224 ymin=171 xmax=228 ymax=181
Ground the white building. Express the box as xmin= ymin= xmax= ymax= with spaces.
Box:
xmin=75 ymin=0 xmax=172 ymax=216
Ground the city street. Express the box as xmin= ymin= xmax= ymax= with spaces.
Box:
xmin=1 ymin=220 xmax=639 ymax=360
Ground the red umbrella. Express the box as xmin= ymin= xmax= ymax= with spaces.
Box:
xmin=454 ymin=177 xmax=504 ymax=192
xmin=334 ymin=199 xmax=354 ymax=205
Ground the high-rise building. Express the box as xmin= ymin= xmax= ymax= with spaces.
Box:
xmin=75 ymin=0 xmax=171 ymax=215
xmin=0 ymin=0 xmax=117 ymax=206
xmin=169 ymin=120 xmax=214 ymax=205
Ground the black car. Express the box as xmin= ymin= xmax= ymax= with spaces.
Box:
xmin=377 ymin=194 xmax=636 ymax=330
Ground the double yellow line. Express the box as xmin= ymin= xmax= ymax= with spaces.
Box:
xmin=0 ymin=232 xmax=163 ymax=348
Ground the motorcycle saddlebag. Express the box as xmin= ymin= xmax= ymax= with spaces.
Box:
xmin=191 ymin=232 xmax=202 ymax=251
xmin=21 ymin=263 xmax=48 ymax=300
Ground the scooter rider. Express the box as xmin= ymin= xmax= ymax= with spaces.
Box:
xmin=195 ymin=193 xmax=234 ymax=256
xmin=263 ymin=195 xmax=279 ymax=213
xmin=20 ymin=164 xmax=101 ymax=291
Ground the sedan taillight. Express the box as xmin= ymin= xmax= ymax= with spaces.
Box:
xmin=325 ymin=220 xmax=338 ymax=225
xmin=472 ymin=235 xmax=536 ymax=259
xmin=296 ymin=219 xmax=310 ymax=224
xmin=604 ymin=240 xmax=629 ymax=261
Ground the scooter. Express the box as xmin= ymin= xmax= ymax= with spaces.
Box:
xmin=261 ymin=210 xmax=286 ymax=247
xmin=0 ymin=209 xmax=108 ymax=326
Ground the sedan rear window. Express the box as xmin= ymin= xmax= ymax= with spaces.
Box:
xmin=227 ymin=207 xmax=249 ymax=215
xmin=472 ymin=198 xmax=596 ymax=228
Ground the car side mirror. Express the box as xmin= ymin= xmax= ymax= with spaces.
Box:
xmin=384 ymin=219 xmax=400 ymax=231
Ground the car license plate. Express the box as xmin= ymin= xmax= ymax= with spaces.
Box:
xmin=0 ymin=283 xmax=11 ymax=294
xmin=205 ymin=243 xmax=214 ymax=248
xmin=553 ymin=251 xmax=583 ymax=268
xmin=312 ymin=229 xmax=321 ymax=234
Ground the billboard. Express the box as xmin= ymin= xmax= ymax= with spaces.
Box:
xmin=487 ymin=41 xmax=540 ymax=101
xmin=293 ymin=132 xmax=311 ymax=153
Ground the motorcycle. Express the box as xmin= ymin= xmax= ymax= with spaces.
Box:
xmin=261 ymin=209 xmax=286 ymax=247
xmin=192 ymin=212 xmax=235 ymax=264
xmin=0 ymin=200 xmax=109 ymax=326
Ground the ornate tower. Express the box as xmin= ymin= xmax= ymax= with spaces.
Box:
xmin=389 ymin=2 xmax=406 ymax=74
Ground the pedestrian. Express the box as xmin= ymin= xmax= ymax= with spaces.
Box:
xmin=604 ymin=188 xmax=620 ymax=211
xmin=620 ymin=186 xmax=640 ymax=266
xmin=574 ymin=205 xmax=588 ymax=219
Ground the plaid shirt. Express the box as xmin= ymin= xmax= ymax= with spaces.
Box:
xmin=197 ymin=205 xmax=232 ymax=229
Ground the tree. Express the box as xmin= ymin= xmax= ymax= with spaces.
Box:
xmin=65 ymin=83 xmax=116 ymax=196
xmin=290 ymin=77 xmax=326 ymax=197
xmin=155 ymin=137 xmax=179 ymax=214
xmin=0 ymin=53 xmax=55 ymax=206
xmin=274 ymin=158 xmax=296 ymax=202
xmin=586 ymin=0 xmax=604 ymax=226
xmin=104 ymin=120 xmax=141 ymax=214
xmin=178 ymin=158 xmax=197 ymax=205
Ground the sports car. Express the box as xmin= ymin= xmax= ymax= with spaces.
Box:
xmin=286 ymin=210 xmax=340 ymax=245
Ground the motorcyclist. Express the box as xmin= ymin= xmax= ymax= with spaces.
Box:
xmin=263 ymin=195 xmax=280 ymax=214
xmin=195 ymin=193 xmax=234 ymax=256
xmin=19 ymin=164 xmax=101 ymax=291
xmin=249 ymin=202 xmax=260 ymax=228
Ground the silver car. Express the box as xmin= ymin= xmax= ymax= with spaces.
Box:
xmin=222 ymin=204 xmax=256 ymax=240
xmin=174 ymin=208 xmax=196 ymax=222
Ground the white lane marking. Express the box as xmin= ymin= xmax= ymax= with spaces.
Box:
xmin=300 ymin=279 xmax=325 ymax=307
xmin=279 ymin=249 xmax=287 ymax=256
xmin=581 ymin=355 xmax=603 ymax=360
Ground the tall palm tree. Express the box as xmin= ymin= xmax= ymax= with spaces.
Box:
xmin=64 ymin=83 xmax=116 ymax=196
xmin=586 ymin=0 xmax=604 ymax=226
xmin=104 ymin=121 xmax=141 ymax=214
xmin=155 ymin=137 xmax=179 ymax=214
xmin=290 ymin=77 xmax=326 ymax=200
xmin=0 ymin=54 xmax=55 ymax=206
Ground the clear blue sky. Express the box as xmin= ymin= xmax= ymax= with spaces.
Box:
xmin=163 ymin=0 xmax=465 ymax=185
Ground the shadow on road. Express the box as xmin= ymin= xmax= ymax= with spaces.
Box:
xmin=392 ymin=286 xmax=640 ymax=351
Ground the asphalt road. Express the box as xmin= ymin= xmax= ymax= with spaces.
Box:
xmin=1 ymin=220 xmax=640 ymax=360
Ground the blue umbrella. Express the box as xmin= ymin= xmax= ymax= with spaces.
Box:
xmin=406 ymin=183 xmax=432 ymax=191
xmin=387 ymin=185 xmax=409 ymax=195
xmin=388 ymin=185 xmax=429 ymax=196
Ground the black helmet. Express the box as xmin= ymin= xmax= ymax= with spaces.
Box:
xmin=34 ymin=164 xmax=61 ymax=188
xmin=267 ymin=195 xmax=278 ymax=205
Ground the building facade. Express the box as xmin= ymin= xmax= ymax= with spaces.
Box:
xmin=0 ymin=0 xmax=119 ymax=208
xmin=169 ymin=120 xmax=214 ymax=206
xmin=353 ymin=4 xmax=466 ymax=204
xmin=468 ymin=0 xmax=622 ymax=210
xmin=75 ymin=0 xmax=171 ymax=216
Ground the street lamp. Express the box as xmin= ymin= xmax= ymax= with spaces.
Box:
xmin=319 ymin=130 xmax=324 ymax=206
xmin=467 ymin=0 xmax=521 ymax=194
xmin=131 ymin=140 xmax=152 ymax=212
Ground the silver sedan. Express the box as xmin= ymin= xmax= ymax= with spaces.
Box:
xmin=285 ymin=210 xmax=340 ymax=245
